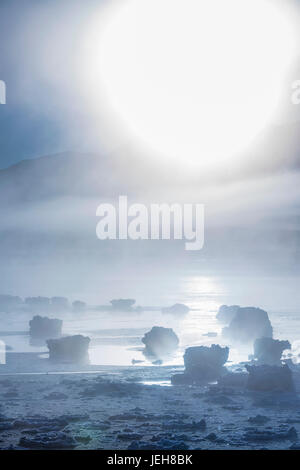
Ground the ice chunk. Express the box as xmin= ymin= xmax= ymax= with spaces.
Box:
xmin=222 ymin=307 xmax=273 ymax=344
xmin=253 ymin=337 xmax=291 ymax=365
xmin=0 ymin=295 xmax=22 ymax=313
xmin=47 ymin=335 xmax=90 ymax=363
xmin=72 ymin=300 xmax=86 ymax=313
xmin=172 ymin=344 xmax=229 ymax=384
xmin=216 ymin=305 xmax=240 ymax=324
xmin=29 ymin=315 xmax=62 ymax=339
xmin=110 ymin=299 xmax=136 ymax=311
xmin=142 ymin=326 xmax=179 ymax=359
xmin=161 ymin=304 xmax=190 ymax=315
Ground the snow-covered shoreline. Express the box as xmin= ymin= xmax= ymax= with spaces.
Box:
xmin=1 ymin=360 xmax=300 ymax=450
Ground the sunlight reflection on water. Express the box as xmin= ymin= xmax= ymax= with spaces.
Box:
xmin=2 ymin=276 xmax=300 ymax=368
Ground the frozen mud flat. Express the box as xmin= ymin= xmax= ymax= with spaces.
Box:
xmin=1 ymin=365 xmax=300 ymax=450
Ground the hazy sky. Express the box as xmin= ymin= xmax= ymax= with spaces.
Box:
xmin=1 ymin=0 xmax=300 ymax=292
xmin=0 ymin=0 xmax=300 ymax=173
xmin=0 ymin=0 xmax=111 ymax=168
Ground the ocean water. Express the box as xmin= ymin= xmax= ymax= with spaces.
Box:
xmin=2 ymin=276 xmax=300 ymax=369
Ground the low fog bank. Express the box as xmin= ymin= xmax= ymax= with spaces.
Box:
xmin=0 ymin=151 xmax=300 ymax=294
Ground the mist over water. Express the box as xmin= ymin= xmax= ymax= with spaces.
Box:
xmin=2 ymin=275 xmax=300 ymax=369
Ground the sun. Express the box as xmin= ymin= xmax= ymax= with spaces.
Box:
xmin=81 ymin=0 xmax=297 ymax=171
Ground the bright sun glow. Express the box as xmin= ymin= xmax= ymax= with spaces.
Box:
xmin=82 ymin=0 xmax=297 ymax=170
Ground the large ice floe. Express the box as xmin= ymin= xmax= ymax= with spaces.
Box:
xmin=253 ymin=337 xmax=291 ymax=365
xmin=142 ymin=326 xmax=179 ymax=360
xmin=222 ymin=307 xmax=273 ymax=344
xmin=171 ymin=344 xmax=229 ymax=384
xmin=47 ymin=335 xmax=90 ymax=364
xmin=29 ymin=315 xmax=62 ymax=339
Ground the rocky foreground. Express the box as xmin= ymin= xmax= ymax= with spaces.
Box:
xmin=1 ymin=365 xmax=300 ymax=450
